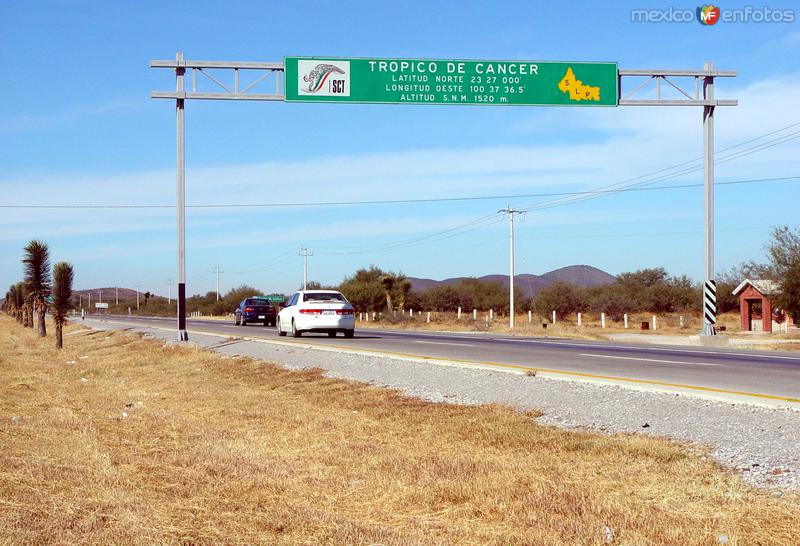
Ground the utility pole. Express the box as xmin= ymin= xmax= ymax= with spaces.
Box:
xmin=299 ymin=248 xmax=313 ymax=290
xmin=99 ymin=290 xmax=102 ymax=303
xmin=135 ymin=283 xmax=141 ymax=310
xmin=499 ymin=207 xmax=523 ymax=329
xmin=167 ymin=279 xmax=172 ymax=305
xmin=213 ymin=266 xmax=224 ymax=301
xmin=115 ymin=286 xmax=119 ymax=305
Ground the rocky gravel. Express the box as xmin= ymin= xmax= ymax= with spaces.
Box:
xmin=85 ymin=319 xmax=800 ymax=491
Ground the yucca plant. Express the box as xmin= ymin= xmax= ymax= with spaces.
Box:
xmin=23 ymin=240 xmax=51 ymax=337
xmin=6 ymin=286 xmax=15 ymax=319
xmin=9 ymin=285 xmax=18 ymax=322
xmin=15 ymin=282 xmax=26 ymax=324
xmin=51 ymin=262 xmax=74 ymax=350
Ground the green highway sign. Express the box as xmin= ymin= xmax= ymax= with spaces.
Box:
xmin=261 ymin=295 xmax=286 ymax=302
xmin=284 ymin=57 xmax=618 ymax=106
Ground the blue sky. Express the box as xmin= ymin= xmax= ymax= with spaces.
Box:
xmin=1 ymin=1 xmax=799 ymax=297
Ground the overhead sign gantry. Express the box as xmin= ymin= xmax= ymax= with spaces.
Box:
xmin=151 ymin=54 xmax=735 ymax=340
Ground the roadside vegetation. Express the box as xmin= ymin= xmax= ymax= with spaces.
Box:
xmin=3 ymin=240 xmax=74 ymax=349
xmin=1 ymin=315 xmax=799 ymax=543
xmin=48 ymin=225 xmax=798 ymax=337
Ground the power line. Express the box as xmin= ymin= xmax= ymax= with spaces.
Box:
xmin=0 ymin=174 xmax=796 ymax=211
xmin=516 ymin=224 xmax=800 ymax=240
xmin=312 ymin=175 xmax=797 ymax=256
xmin=3 ymin=120 xmax=799 ymax=212
xmin=518 ymin=130 xmax=800 ymax=212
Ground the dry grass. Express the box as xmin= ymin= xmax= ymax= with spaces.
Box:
xmin=1 ymin=315 xmax=798 ymax=544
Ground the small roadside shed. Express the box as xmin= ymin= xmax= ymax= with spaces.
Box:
xmin=732 ymin=279 xmax=794 ymax=333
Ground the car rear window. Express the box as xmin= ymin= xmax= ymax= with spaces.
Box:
xmin=245 ymin=299 xmax=273 ymax=307
xmin=303 ymin=292 xmax=346 ymax=302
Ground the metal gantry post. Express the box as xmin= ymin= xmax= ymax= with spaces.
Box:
xmin=702 ymin=62 xmax=717 ymax=336
xmin=176 ymin=52 xmax=188 ymax=341
xmin=618 ymin=64 xmax=736 ymax=336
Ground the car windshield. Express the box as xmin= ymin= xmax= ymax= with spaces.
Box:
xmin=245 ymin=299 xmax=272 ymax=307
xmin=303 ymin=292 xmax=346 ymax=302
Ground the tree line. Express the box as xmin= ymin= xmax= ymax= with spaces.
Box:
xmin=332 ymin=266 xmax=699 ymax=319
xmin=2 ymin=240 xmax=74 ymax=349
xmin=326 ymin=225 xmax=800 ymax=322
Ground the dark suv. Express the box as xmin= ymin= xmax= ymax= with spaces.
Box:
xmin=234 ymin=297 xmax=277 ymax=327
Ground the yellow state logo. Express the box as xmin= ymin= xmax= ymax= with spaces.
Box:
xmin=558 ymin=67 xmax=600 ymax=101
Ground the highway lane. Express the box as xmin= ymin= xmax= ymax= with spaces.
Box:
xmin=87 ymin=315 xmax=800 ymax=403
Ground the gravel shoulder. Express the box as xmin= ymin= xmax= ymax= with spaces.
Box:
xmin=84 ymin=318 xmax=800 ymax=491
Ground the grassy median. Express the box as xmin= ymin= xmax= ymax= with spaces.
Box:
xmin=0 ymin=316 xmax=798 ymax=544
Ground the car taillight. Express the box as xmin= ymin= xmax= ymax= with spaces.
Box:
xmin=336 ymin=309 xmax=354 ymax=315
xmin=299 ymin=309 xmax=322 ymax=315
xmin=245 ymin=307 xmax=254 ymax=312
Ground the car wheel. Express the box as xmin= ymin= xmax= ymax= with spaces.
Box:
xmin=344 ymin=329 xmax=354 ymax=338
xmin=327 ymin=332 xmax=336 ymax=337
xmin=241 ymin=319 xmax=247 ymax=326
xmin=291 ymin=320 xmax=301 ymax=338
xmin=277 ymin=318 xmax=286 ymax=336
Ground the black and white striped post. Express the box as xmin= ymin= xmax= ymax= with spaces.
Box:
xmin=703 ymin=280 xmax=717 ymax=334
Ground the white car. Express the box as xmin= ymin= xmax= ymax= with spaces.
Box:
xmin=276 ymin=290 xmax=355 ymax=338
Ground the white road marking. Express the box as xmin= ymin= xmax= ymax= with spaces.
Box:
xmin=498 ymin=338 xmax=800 ymax=361
xmin=579 ymin=353 xmax=721 ymax=366
xmin=413 ymin=340 xmax=477 ymax=347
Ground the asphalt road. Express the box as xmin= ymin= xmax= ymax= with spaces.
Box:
xmin=88 ymin=315 xmax=800 ymax=404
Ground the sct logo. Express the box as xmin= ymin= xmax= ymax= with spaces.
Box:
xmin=697 ymin=4 xmax=720 ymax=25
xmin=298 ymin=60 xmax=350 ymax=96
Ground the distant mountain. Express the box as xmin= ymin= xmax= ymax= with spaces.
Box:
xmin=73 ymin=287 xmax=157 ymax=302
xmin=407 ymin=265 xmax=616 ymax=299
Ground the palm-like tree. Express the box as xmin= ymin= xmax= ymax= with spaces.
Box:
xmin=16 ymin=283 xmax=31 ymax=327
xmin=380 ymin=275 xmax=395 ymax=313
xmin=23 ymin=240 xmax=51 ymax=337
xmin=7 ymin=285 xmax=16 ymax=320
xmin=8 ymin=284 xmax=21 ymax=322
xmin=51 ymin=262 xmax=74 ymax=350
xmin=15 ymin=282 xmax=26 ymax=325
